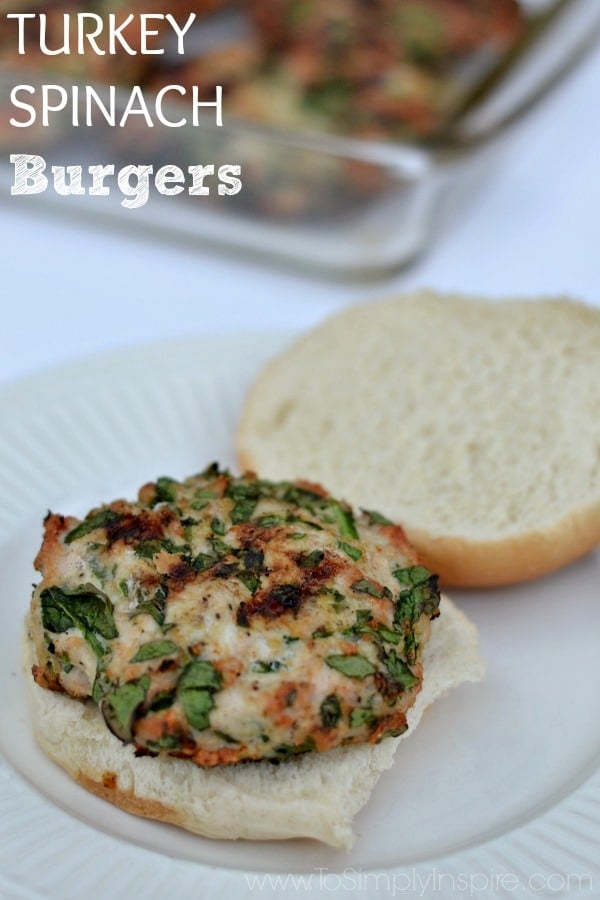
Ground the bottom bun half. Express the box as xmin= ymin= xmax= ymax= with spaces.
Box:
xmin=24 ymin=596 xmax=484 ymax=849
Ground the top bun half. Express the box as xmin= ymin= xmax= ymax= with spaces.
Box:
xmin=238 ymin=292 xmax=600 ymax=586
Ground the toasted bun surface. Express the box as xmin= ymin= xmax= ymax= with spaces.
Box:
xmin=25 ymin=596 xmax=483 ymax=849
xmin=237 ymin=292 xmax=600 ymax=587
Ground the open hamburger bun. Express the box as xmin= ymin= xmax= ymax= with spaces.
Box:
xmin=25 ymin=595 xmax=483 ymax=849
xmin=237 ymin=292 xmax=600 ymax=587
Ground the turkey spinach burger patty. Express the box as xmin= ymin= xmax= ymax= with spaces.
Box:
xmin=29 ymin=464 xmax=440 ymax=766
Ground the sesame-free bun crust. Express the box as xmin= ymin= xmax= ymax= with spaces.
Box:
xmin=24 ymin=597 xmax=483 ymax=849
xmin=237 ymin=292 xmax=600 ymax=587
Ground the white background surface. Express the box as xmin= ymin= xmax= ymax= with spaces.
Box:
xmin=0 ymin=43 xmax=599 ymax=386
xmin=0 ymin=39 xmax=599 ymax=900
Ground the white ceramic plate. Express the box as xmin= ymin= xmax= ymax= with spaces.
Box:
xmin=0 ymin=335 xmax=598 ymax=900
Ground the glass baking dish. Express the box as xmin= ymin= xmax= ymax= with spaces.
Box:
xmin=1 ymin=0 xmax=599 ymax=275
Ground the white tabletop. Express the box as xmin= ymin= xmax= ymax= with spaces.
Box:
xmin=1 ymin=42 xmax=599 ymax=900
xmin=1 ymin=43 xmax=599 ymax=388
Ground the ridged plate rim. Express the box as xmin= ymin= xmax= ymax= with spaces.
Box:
xmin=0 ymin=334 xmax=597 ymax=900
